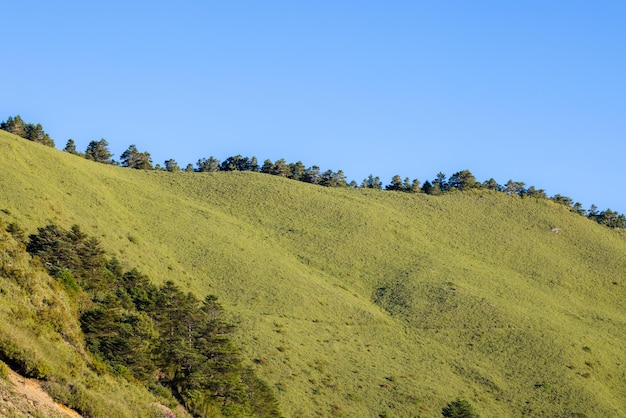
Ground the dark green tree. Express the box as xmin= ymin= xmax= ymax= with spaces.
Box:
xmin=289 ymin=161 xmax=306 ymax=180
xmin=329 ymin=170 xmax=347 ymax=187
xmin=27 ymin=224 xmax=80 ymax=277
xmin=1 ymin=115 xmax=26 ymax=137
xmin=1 ymin=116 xmax=54 ymax=147
xmin=24 ymin=123 xmax=54 ymax=146
xmin=196 ymin=156 xmax=220 ymax=172
xmin=482 ymin=178 xmax=500 ymax=191
xmin=272 ymin=159 xmax=291 ymax=177
xmin=120 ymin=144 xmax=153 ymax=169
xmin=81 ymin=296 xmax=157 ymax=381
xmin=250 ymin=156 xmax=260 ymax=172
xmin=362 ymin=174 xmax=382 ymax=189
xmin=551 ymin=194 xmax=574 ymax=208
xmin=596 ymin=209 xmax=625 ymax=228
xmin=64 ymin=139 xmax=78 ymax=154
xmin=504 ymin=180 xmax=526 ymax=196
xmin=261 ymin=159 xmax=274 ymax=174
xmin=319 ymin=170 xmax=347 ymax=187
xmin=85 ymin=139 xmax=113 ymax=163
xmin=448 ymin=170 xmax=477 ymax=190
xmin=319 ymin=170 xmax=333 ymax=186
xmin=524 ymin=186 xmax=547 ymax=199
xmin=386 ymin=175 xmax=404 ymax=191
xmin=572 ymin=201 xmax=585 ymax=215
xmin=302 ymin=166 xmax=321 ymax=184
xmin=408 ymin=178 xmax=421 ymax=193
xmin=442 ymin=398 xmax=478 ymax=418
xmin=27 ymin=224 xmax=106 ymax=287
xmin=221 ymin=155 xmax=252 ymax=171
xmin=433 ymin=172 xmax=448 ymax=192
xmin=421 ymin=180 xmax=433 ymax=194
xmin=164 ymin=159 xmax=180 ymax=172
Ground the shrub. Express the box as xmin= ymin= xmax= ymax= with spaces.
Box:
xmin=442 ymin=398 xmax=478 ymax=418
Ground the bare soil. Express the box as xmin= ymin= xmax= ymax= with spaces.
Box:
xmin=0 ymin=368 xmax=81 ymax=418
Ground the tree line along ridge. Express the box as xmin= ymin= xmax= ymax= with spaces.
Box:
xmin=3 ymin=114 xmax=624 ymax=229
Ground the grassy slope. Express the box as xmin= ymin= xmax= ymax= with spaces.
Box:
xmin=1 ymin=130 xmax=625 ymax=417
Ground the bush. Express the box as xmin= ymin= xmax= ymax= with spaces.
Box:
xmin=442 ymin=398 xmax=478 ymax=418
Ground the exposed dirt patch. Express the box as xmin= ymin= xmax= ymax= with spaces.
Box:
xmin=0 ymin=368 xmax=81 ymax=418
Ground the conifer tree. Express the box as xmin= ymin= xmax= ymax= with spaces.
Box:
xmin=386 ymin=175 xmax=404 ymax=191
xmin=164 ymin=159 xmax=180 ymax=172
xmin=302 ymin=166 xmax=321 ymax=184
xmin=0 ymin=115 xmax=26 ymax=137
xmin=362 ymin=174 xmax=382 ymax=189
xmin=85 ymin=139 xmax=113 ymax=163
xmin=120 ymin=144 xmax=153 ymax=169
xmin=64 ymin=139 xmax=78 ymax=154
xmin=1 ymin=116 xmax=54 ymax=147
xmin=196 ymin=156 xmax=220 ymax=172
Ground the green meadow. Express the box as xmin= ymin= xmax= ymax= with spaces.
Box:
xmin=1 ymin=129 xmax=625 ymax=417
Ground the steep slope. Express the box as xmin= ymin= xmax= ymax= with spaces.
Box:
xmin=1 ymin=131 xmax=625 ymax=417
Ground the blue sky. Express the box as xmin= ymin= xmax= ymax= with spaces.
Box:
xmin=2 ymin=1 xmax=625 ymax=213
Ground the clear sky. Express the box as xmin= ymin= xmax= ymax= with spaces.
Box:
xmin=2 ymin=1 xmax=625 ymax=213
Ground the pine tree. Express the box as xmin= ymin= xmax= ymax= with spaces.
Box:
xmin=409 ymin=178 xmax=421 ymax=193
xmin=196 ymin=156 xmax=220 ymax=172
xmin=289 ymin=161 xmax=305 ymax=180
xmin=421 ymin=180 xmax=433 ymax=194
xmin=164 ymin=159 xmax=180 ymax=172
xmin=448 ymin=170 xmax=477 ymax=190
xmin=482 ymin=178 xmax=500 ymax=190
xmin=302 ymin=166 xmax=321 ymax=184
xmin=85 ymin=139 xmax=113 ymax=163
xmin=120 ymin=144 xmax=153 ymax=169
xmin=442 ymin=398 xmax=478 ymax=417
xmin=433 ymin=172 xmax=448 ymax=192
xmin=1 ymin=116 xmax=54 ymax=147
xmin=25 ymin=123 xmax=54 ymax=146
xmin=0 ymin=115 xmax=26 ymax=137
xmin=362 ymin=174 xmax=382 ymax=189
xmin=272 ymin=159 xmax=291 ymax=177
xmin=385 ymin=175 xmax=404 ymax=191
xmin=64 ymin=139 xmax=78 ymax=154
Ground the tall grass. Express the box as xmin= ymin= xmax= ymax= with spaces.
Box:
xmin=1 ymin=130 xmax=625 ymax=416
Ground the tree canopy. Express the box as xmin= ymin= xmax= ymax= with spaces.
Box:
xmin=85 ymin=139 xmax=113 ymax=163
xmin=120 ymin=144 xmax=153 ymax=169
xmin=1 ymin=115 xmax=55 ymax=147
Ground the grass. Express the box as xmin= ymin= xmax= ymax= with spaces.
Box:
xmin=1 ymin=130 xmax=625 ymax=416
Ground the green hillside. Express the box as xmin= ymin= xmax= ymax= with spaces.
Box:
xmin=1 ymin=130 xmax=625 ymax=417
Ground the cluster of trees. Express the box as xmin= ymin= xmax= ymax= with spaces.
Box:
xmin=3 ymin=115 xmax=625 ymax=229
xmin=64 ymin=138 xmax=154 ymax=169
xmin=0 ymin=115 xmax=54 ymax=147
xmin=24 ymin=223 xmax=280 ymax=417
